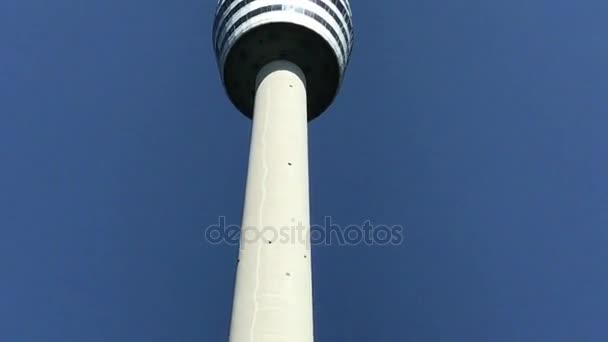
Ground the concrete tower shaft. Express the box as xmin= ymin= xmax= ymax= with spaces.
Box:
xmin=213 ymin=0 xmax=354 ymax=119
xmin=230 ymin=59 xmax=312 ymax=342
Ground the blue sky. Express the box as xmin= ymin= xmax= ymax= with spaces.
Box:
xmin=1 ymin=0 xmax=607 ymax=340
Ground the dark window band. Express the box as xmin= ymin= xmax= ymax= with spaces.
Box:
xmin=214 ymin=0 xmax=351 ymax=53
xmin=217 ymin=4 xmax=347 ymax=62
xmin=214 ymin=0 xmax=352 ymax=37
xmin=214 ymin=0 xmax=352 ymax=56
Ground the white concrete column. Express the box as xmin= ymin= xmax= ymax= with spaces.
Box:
xmin=229 ymin=60 xmax=313 ymax=342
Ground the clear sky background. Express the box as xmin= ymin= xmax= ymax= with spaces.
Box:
xmin=1 ymin=0 xmax=607 ymax=341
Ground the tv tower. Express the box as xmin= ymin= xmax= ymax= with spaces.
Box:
xmin=212 ymin=1 xmax=353 ymax=341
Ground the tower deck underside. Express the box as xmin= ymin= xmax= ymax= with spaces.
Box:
xmin=223 ymin=23 xmax=340 ymax=120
